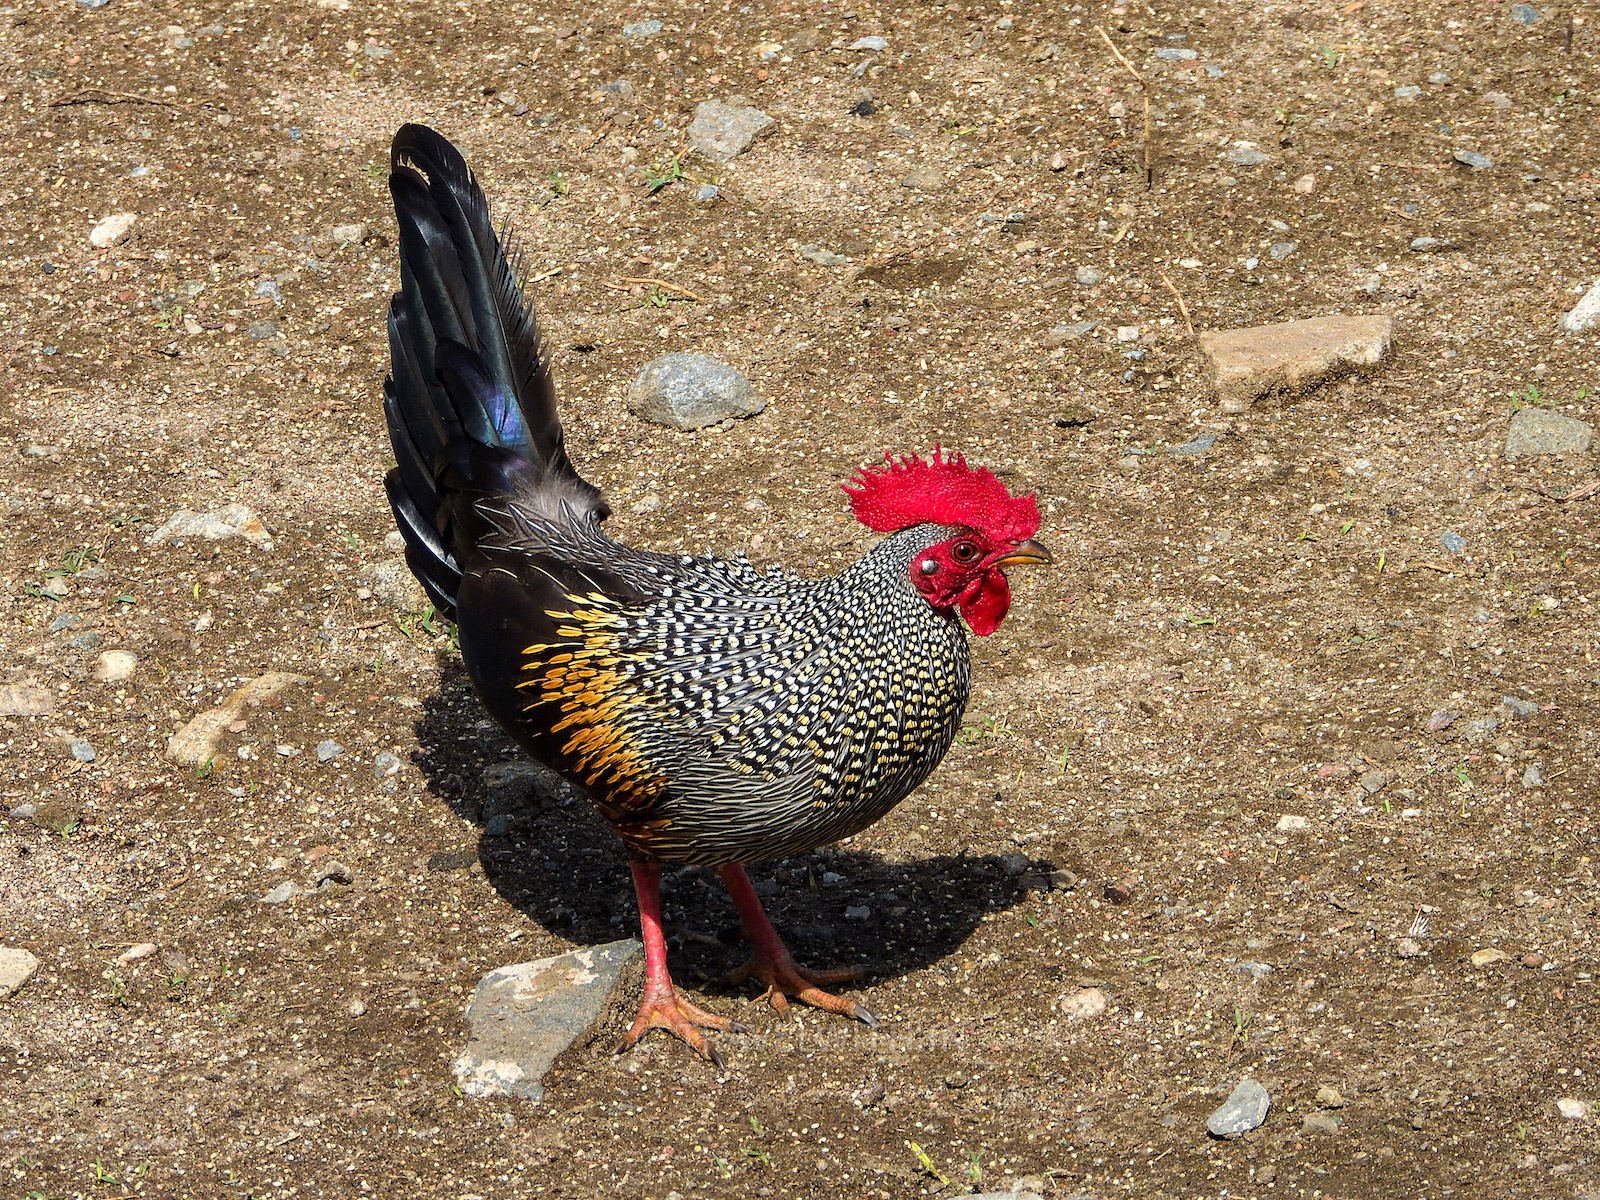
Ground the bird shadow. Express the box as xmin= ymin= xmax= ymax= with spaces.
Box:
xmin=408 ymin=659 xmax=1042 ymax=984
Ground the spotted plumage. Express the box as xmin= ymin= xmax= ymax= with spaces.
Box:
xmin=380 ymin=125 xmax=1051 ymax=1059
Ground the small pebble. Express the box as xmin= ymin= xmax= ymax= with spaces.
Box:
xmin=90 ymin=212 xmax=137 ymax=249
xmin=1555 ymin=1098 xmax=1592 ymax=1120
xmin=1426 ymin=709 xmax=1458 ymax=731
xmin=1155 ymin=47 xmax=1198 ymax=60
xmin=844 ymin=905 xmax=871 ymax=920
xmin=1453 ymin=149 xmax=1494 ymax=169
xmin=1236 ymin=961 xmax=1273 ymax=980
xmin=374 ymin=751 xmax=402 ymax=779
xmin=847 ymin=35 xmax=888 ymax=51
xmin=1316 ymin=1085 xmax=1347 ymax=1108
xmin=1302 ymin=1111 xmax=1341 ymax=1135
xmin=1429 ymin=72 xmax=1452 ymax=84
xmin=68 ymin=739 xmax=96 ymax=763
xmin=1510 ymin=2 xmax=1541 ymax=23
xmin=1438 ymin=531 xmax=1466 ymax=553
xmin=1470 ymin=948 xmax=1508 ymax=966
xmin=1075 ymin=265 xmax=1104 ymax=286
xmin=348 ymin=996 xmax=368 ymax=1018
xmin=1227 ymin=147 xmax=1268 ymax=166
xmin=313 ymin=860 xmax=354 ymax=887
xmin=316 ymin=739 xmax=345 ymax=763
xmin=1276 ymin=814 xmax=1309 ymax=832
xmin=622 ymin=19 xmax=662 ymax=37
xmin=262 ymin=881 xmax=301 ymax=905
xmin=1396 ymin=937 xmax=1426 ymax=958
xmin=116 ymin=942 xmax=158 ymax=964
xmin=1394 ymin=85 xmax=1422 ymax=100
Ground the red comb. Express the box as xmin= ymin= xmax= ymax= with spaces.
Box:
xmin=843 ymin=447 xmax=1040 ymax=541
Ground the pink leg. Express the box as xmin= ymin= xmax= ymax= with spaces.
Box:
xmin=715 ymin=864 xmax=878 ymax=1028
xmin=618 ymin=863 xmax=746 ymax=1065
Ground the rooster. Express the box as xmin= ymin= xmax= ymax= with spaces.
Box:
xmin=382 ymin=125 xmax=1051 ymax=1063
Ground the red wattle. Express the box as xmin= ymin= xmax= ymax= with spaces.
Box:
xmin=958 ymin=571 xmax=1012 ymax=637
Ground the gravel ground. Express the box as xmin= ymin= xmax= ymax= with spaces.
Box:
xmin=2 ymin=0 xmax=1598 ymax=1197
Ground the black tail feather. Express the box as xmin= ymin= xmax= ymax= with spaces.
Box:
xmin=381 ymin=123 xmax=606 ymax=619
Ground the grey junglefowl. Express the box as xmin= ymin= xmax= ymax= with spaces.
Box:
xmin=381 ymin=124 xmax=1051 ymax=1064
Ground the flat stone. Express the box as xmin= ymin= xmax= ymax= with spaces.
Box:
xmin=146 ymin=503 xmax=273 ymax=548
xmin=628 ymin=353 xmax=763 ymax=430
xmin=799 ymin=244 xmax=848 ymax=267
xmin=262 ymin=881 xmax=301 ymax=904
xmin=686 ymin=101 xmax=775 ymax=164
xmin=1236 ymin=961 xmax=1273 ymax=979
xmin=901 ymin=166 xmax=946 ymax=192
xmin=1276 ymin=814 xmax=1309 ymax=832
xmin=1504 ymin=407 xmax=1592 ymax=458
xmin=1207 ymin=1077 xmax=1271 ymax=1137
xmin=316 ymin=739 xmax=345 ymax=763
xmin=0 ymin=685 xmax=54 ymax=717
xmin=1453 ymin=149 xmax=1494 ymax=169
xmin=328 ymin=222 xmax=368 ymax=244
xmin=1470 ymin=947 xmax=1509 ymax=966
xmin=1438 ymin=531 xmax=1467 ymax=554
xmin=1499 ymin=695 xmax=1540 ymax=719
xmin=90 ymin=212 xmax=137 ymax=249
xmin=1556 ymin=1098 xmax=1592 ymax=1120
xmin=1315 ymin=1085 xmax=1347 ymax=1108
xmin=622 ymin=19 xmax=662 ymax=36
xmin=1059 ymin=987 xmax=1108 ymax=1020
xmin=454 ymin=940 xmax=642 ymax=1101
xmin=1199 ymin=315 xmax=1394 ymax=412
xmin=847 ymin=35 xmax=888 ymax=51
xmin=1227 ymin=147 xmax=1268 ymax=166
xmin=1396 ymin=937 xmax=1426 ymax=958
xmin=1302 ymin=1111 xmax=1342 ymax=1135
xmin=0 ymin=947 xmax=41 ymax=999
xmin=92 ymin=650 xmax=138 ymax=683
xmin=167 ymin=672 xmax=307 ymax=767
xmin=1560 ymin=280 xmax=1600 ymax=332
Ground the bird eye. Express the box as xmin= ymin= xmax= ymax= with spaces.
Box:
xmin=919 ymin=558 xmax=940 ymax=575
xmin=951 ymin=541 xmax=980 ymax=564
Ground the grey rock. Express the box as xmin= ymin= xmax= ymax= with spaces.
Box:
xmin=254 ymin=279 xmax=282 ymax=302
xmin=1505 ymin=407 xmax=1592 ymax=458
xmin=1269 ymin=241 xmax=1297 ymax=260
xmin=0 ymin=947 xmax=41 ymax=1000
xmin=146 ymin=503 xmax=273 ymax=548
xmin=1429 ymin=71 xmax=1452 ymax=84
xmin=965 ymin=1194 xmax=1043 ymax=1200
xmin=454 ymin=940 xmax=643 ymax=1100
xmin=362 ymin=43 xmax=392 ymax=58
xmin=622 ymin=19 xmax=662 ymax=36
xmin=483 ymin=814 xmax=514 ymax=838
xmin=1156 ymin=47 xmax=1198 ymax=60
xmin=373 ymin=751 xmax=402 ymax=780
xmin=262 ymin=881 xmax=302 ymax=904
xmin=1559 ymin=279 xmax=1600 ymax=333
xmin=1075 ymin=265 xmax=1105 ymax=286
xmin=1227 ymin=147 xmax=1268 ymax=166
xmin=1438 ymin=531 xmax=1467 ymax=554
xmin=1359 ymin=768 xmax=1391 ymax=795
xmin=799 ymin=244 xmax=848 ymax=267
xmin=329 ymin=222 xmax=369 ymax=244
xmin=847 ymin=35 xmax=888 ymax=51
xmin=1207 ymin=1077 xmax=1271 ymax=1137
xmin=1236 ymin=961 xmax=1273 ymax=980
xmin=901 ymin=166 xmax=946 ymax=192
xmin=687 ymin=101 xmax=775 ymax=164
xmin=366 ymin=557 xmax=428 ymax=611
xmin=1510 ymin=2 xmax=1540 ymax=22
xmin=628 ymin=353 xmax=763 ymax=430
xmin=596 ymin=79 xmax=635 ymax=98
xmin=1315 ymin=1085 xmax=1346 ymax=1108
xmin=1426 ymin=709 xmax=1458 ymax=732
xmin=1452 ymin=149 xmax=1494 ymax=169
xmin=694 ymin=183 xmax=720 ymax=203
xmin=1498 ymin=695 xmax=1539 ymax=720
xmin=1521 ymin=763 xmax=1544 ymax=788
xmin=1410 ymin=237 xmax=1447 ymax=252
xmin=1396 ymin=937 xmax=1426 ymax=957
xmin=9 ymin=803 xmax=37 ymax=820
xmin=1394 ymin=85 xmax=1422 ymax=99
xmin=68 ymin=739 xmax=96 ymax=763
xmin=316 ymin=739 xmax=344 ymax=763
xmin=248 ymin=319 xmax=280 ymax=340
xmin=845 ymin=905 xmax=872 ymax=920
xmin=1166 ymin=433 xmax=1218 ymax=457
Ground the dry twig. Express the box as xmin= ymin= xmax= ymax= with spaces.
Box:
xmin=604 ymin=276 xmax=707 ymax=303
xmin=49 ymin=87 xmax=203 ymax=108
xmin=1160 ymin=272 xmax=1195 ymax=336
xmin=1095 ymin=26 xmax=1152 ymax=188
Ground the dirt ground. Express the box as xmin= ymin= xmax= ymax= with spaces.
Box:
xmin=2 ymin=0 xmax=1598 ymax=1196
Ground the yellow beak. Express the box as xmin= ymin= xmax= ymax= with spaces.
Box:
xmin=995 ymin=538 xmax=1053 ymax=567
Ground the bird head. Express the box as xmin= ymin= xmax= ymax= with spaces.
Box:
xmin=843 ymin=448 xmax=1052 ymax=636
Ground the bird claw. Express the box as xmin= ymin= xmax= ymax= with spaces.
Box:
xmin=716 ymin=956 xmax=877 ymax=1027
xmin=616 ymin=984 xmax=744 ymax=1065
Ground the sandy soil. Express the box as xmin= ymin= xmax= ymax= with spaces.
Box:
xmin=2 ymin=0 xmax=1598 ymax=1197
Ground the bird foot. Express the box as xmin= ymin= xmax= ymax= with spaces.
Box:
xmin=616 ymin=982 xmax=748 ymax=1068
xmin=715 ymin=954 xmax=879 ymax=1029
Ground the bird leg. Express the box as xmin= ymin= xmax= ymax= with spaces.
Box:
xmin=714 ymin=864 xmax=880 ymax=1029
xmin=618 ymin=863 xmax=747 ymax=1066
